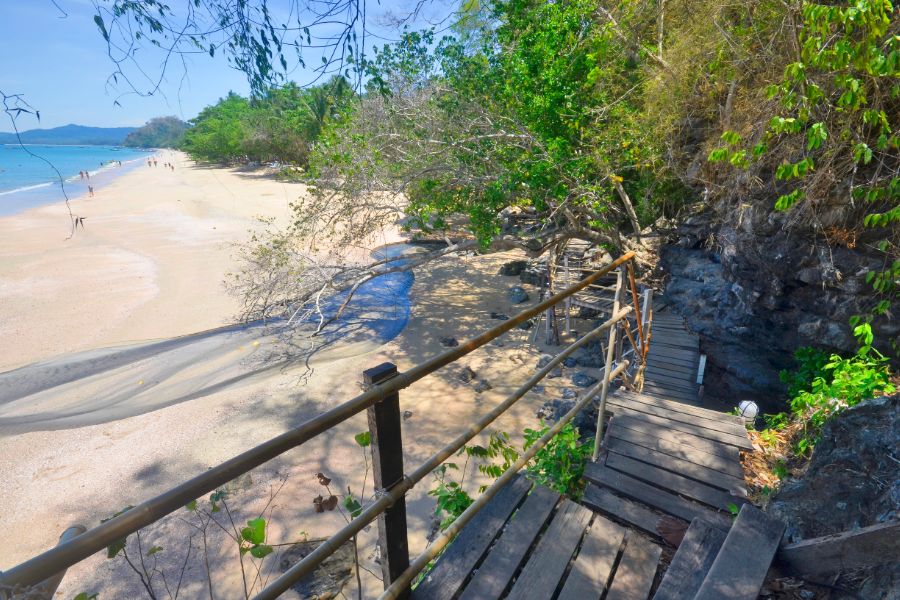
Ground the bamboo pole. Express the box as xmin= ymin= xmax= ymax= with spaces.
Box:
xmin=592 ymin=268 xmax=623 ymax=461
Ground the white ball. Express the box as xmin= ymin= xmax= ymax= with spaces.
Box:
xmin=738 ymin=400 xmax=758 ymax=419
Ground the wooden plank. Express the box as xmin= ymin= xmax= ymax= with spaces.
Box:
xmin=612 ymin=415 xmax=742 ymax=461
xmin=639 ymin=386 xmax=700 ymax=404
xmin=644 ymin=365 xmax=697 ymax=382
xmin=557 ymin=516 xmax=626 ymax=600
xmin=777 ymin=520 xmax=900 ymax=578
xmin=608 ymin=407 xmax=753 ymax=450
xmin=641 ymin=374 xmax=700 ymax=395
xmin=613 ymin=391 xmax=745 ymax=425
xmin=646 ymin=356 xmax=698 ymax=372
xmin=608 ymin=421 xmax=743 ymax=478
xmin=606 ymin=532 xmax=663 ymax=600
xmin=605 ymin=452 xmax=747 ymax=511
xmin=652 ymin=518 xmax=727 ymax=600
xmin=582 ymin=484 xmax=680 ymax=538
xmin=607 ymin=398 xmax=747 ymax=437
xmin=458 ymin=486 xmax=559 ymax=600
xmin=506 ymin=500 xmax=594 ymax=600
xmin=647 ymin=345 xmax=699 ymax=359
xmin=411 ymin=476 xmax=532 ymax=600
xmin=364 ymin=363 xmax=410 ymax=597
xmin=695 ymin=504 xmax=786 ymax=600
xmin=606 ymin=437 xmax=747 ymax=496
xmin=585 ymin=463 xmax=733 ymax=530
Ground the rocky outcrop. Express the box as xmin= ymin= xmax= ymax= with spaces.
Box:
xmin=767 ymin=394 xmax=900 ymax=598
xmin=660 ymin=206 xmax=897 ymax=407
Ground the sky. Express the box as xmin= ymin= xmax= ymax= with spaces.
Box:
xmin=0 ymin=0 xmax=453 ymax=132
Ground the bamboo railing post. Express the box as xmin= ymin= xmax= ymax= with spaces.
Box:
xmin=592 ymin=268 xmax=624 ymax=461
xmin=363 ymin=363 xmax=410 ymax=599
xmin=626 ymin=262 xmax=644 ymax=358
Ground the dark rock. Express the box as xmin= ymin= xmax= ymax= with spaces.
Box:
xmin=535 ymin=398 xmax=596 ymax=434
xmin=563 ymin=357 xmax=578 ymax=368
xmin=561 ymin=388 xmax=577 ymax=399
xmin=536 ymin=354 xmax=553 ymax=369
xmin=547 ymin=366 xmax=563 ymax=379
xmin=508 ymin=286 xmax=530 ymax=304
xmin=767 ymin=395 xmax=900 ymax=599
xmin=572 ymin=342 xmax=605 ymax=368
xmin=518 ymin=319 xmax=535 ymax=330
xmin=519 ymin=258 xmax=549 ymax=287
xmin=280 ymin=538 xmax=354 ymax=599
xmin=459 ymin=366 xmax=477 ymax=383
xmin=499 ymin=260 xmax=528 ymax=276
xmin=532 ymin=385 xmax=545 ymax=394
xmin=490 ymin=312 xmax=509 ymax=321
xmin=474 ymin=380 xmax=493 ymax=393
xmin=439 ymin=336 xmax=459 ymax=347
xmin=572 ymin=372 xmax=598 ymax=388
xmin=403 ymin=410 xmax=413 ymax=421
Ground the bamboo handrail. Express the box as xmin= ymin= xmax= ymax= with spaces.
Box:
xmin=0 ymin=252 xmax=636 ymax=590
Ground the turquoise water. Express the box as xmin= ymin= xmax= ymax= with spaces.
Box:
xmin=0 ymin=144 xmax=151 ymax=216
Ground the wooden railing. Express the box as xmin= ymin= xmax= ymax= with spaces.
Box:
xmin=0 ymin=252 xmax=652 ymax=600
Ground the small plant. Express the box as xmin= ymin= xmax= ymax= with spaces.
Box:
xmin=428 ymin=464 xmax=474 ymax=531
xmin=522 ymin=422 xmax=593 ymax=499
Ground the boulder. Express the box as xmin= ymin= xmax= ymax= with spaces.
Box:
xmin=499 ymin=260 xmax=528 ymax=276
xmin=571 ymin=372 xmax=599 ymax=388
xmin=508 ymin=286 xmax=530 ymax=304
xmin=490 ymin=312 xmax=509 ymax=321
xmin=439 ymin=336 xmax=459 ymax=347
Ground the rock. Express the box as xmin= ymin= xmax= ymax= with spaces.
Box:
xmin=280 ymin=538 xmax=354 ymax=599
xmin=561 ymin=388 xmax=577 ymax=399
xmin=563 ymin=357 xmax=578 ymax=368
xmin=537 ymin=354 xmax=553 ymax=369
xmin=474 ymin=380 xmax=493 ymax=393
xmin=535 ymin=399 xmax=596 ymax=434
xmin=532 ymin=385 xmax=545 ymax=394
xmin=459 ymin=366 xmax=477 ymax=383
xmin=403 ymin=410 xmax=413 ymax=421
xmin=767 ymin=395 xmax=900 ymax=599
xmin=518 ymin=319 xmax=535 ymax=330
xmin=547 ymin=366 xmax=563 ymax=379
xmin=439 ymin=336 xmax=459 ymax=347
xmin=571 ymin=372 xmax=598 ymax=388
xmin=519 ymin=258 xmax=549 ymax=286
xmin=490 ymin=311 xmax=509 ymax=321
xmin=508 ymin=286 xmax=530 ymax=304
xmin=499 ymin=260 xmax=528 ymax=276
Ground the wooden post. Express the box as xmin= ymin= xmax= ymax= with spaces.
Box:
xmin=592 ymin=267 xmax=623 ymax=461
xmin=363 ymin=363 xmax=410 ymax=598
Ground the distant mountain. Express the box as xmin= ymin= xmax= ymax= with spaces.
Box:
xmin=0 ymin=124 xmax=137 ymax=146
xmin=123 ymin=116 xmax=189 ymax=148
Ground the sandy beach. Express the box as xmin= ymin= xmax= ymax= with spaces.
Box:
xmin=0 ymin=155 xmax=598 ymax=598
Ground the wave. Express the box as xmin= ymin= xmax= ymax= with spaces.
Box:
xmin=0 ymin=181 xmax=54 ymax=196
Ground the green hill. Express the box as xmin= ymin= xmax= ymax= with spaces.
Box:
xmin=0 ymin=124 xmax=136 ymax=145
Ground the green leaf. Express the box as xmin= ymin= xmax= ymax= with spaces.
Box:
xmin=93 ymin=15 xmax=110 ymax=41
xmin=240 ymin=517 xmax=267 ymax=545
xmin=250 ymin=544 xmax=274 ymax=559
xmin=147 ymin=545 xmax=164 ymax=557
xmin=354 ymin=431 xmax=371 ymax=447
xmin=107 ymin=537 xmax=127 ymax=559
xmin=185 ymin=500 xmax=198 ymax=511
xmin=73 ymin=594 xmax=98 ymax=600
xmin=343 ymin=495 xmax=363 ymax=519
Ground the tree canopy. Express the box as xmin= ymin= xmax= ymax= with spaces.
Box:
xmin=123 ymin=116 xmax=189 ymax=148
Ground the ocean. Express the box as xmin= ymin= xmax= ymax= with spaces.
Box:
xmin=0 ymin=144 xmax=152 ymax=216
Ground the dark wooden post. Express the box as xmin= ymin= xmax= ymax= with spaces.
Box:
xmin=363 ymin=362 xmax=410 ymax=598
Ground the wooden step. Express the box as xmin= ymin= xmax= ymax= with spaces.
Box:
xmin=585 ymin=463 xmax=733 ymax=530
xmin=605 ymin=532 xmax=662 ymax=600
xmin=412 ymin=475 xmax=532 ymax=600
xmin=582 ymin=483 xmax=685 ymax=539
xmin=613 ymin=390 xmax=744 ymax=425
xmin=557 ymin=516 xmax=625 ymax=600
xmin=607 ymin=397 xmax=747 ymax=438
xmin=506 ymin=500 xmax=593 ymax=599
xmin=694 ymin=504 xmax=785 ymax=600
xmin=611 ymin=415 xmax=742 ymax=462
xmin=457 ymin=485 xmax=559 ymax=599
xmin=653 ymin=518 xmax=727 ymax=600
xmin=607 ymin=407 xmax=753 ymax=450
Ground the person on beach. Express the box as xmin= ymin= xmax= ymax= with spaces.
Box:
xmin=79 ymin=171 xmax=84 ymax=179
xmin=170 ymin=163 xmax=174 ymax=172
xmin=153 ymin=158 xmax=158 ymax=167
xmin=88 ymin=186 xmax=94 ymax=198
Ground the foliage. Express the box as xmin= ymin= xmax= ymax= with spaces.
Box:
xmin=706 ymin=0 xmax=900 ymax=341
xmin=123 ymin=116 xmax=189 ymax=148
xmin=428 ymin=464 xmax=474 ymax=531
xmin=522 ymin=422 xmax=593 ymax=498
xmin=779 ymin=346 xmax=830 ymax=398
xmin=179 ymin=78 xmax=352 ymax=165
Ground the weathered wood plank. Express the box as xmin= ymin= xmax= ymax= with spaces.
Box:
xmin=639 ymin=385 xmax=700 ymax=404
xmin=612 ymin=415 xmax=741 ymax=461
xmin=605 ymin=452 xmax=747 ymax=511
xmin=606 ymin=532 xmax=663 ymax=600
xmin=639 ymin=389 xmax=701 ymax=407
xmin=411 ymin=476 xmax=532 ymax=600
xmin=608 ymin=421 xmax=743 ymax=478
xmin=777 ymin=520 xmax=900 ymax=578
xmin=608 ymin=407 xmax=753 ymax=450
xmin=585 ymin=463 xmax=733 ymax=530
xmin=613 ymin=391 xmax=745 ymax=425
xmin=458 ymin=486 xmax=559 ymax=600
xmin=642 ymin=373 xmax=700 ymax=394
xmin=652 ymin=518 xmax=727 ymax=600
xmin=506 ymin=500 xmax=594 ymax=600
xmin=582 ymin=484 xmax=679 ymax=538
xmin=606 ymin=437 xmax=747 ymax=496
xmin=695 ymin=504 xmax=785 ymax=600
xmin=557 ymin=516 xmax=626 ymax=600
xmin=607 ymin=398 xmax=747 ymax=437
xmin=646 ymin=350 xmax=698 ymax=365
xmin=644 ymin=365 xmax=697 ymax=382
xmin=647 ymin=345 xmax=699 ymax=360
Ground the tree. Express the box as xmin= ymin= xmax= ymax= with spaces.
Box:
xmin=123 ymin=116 xmax=189 ymax=148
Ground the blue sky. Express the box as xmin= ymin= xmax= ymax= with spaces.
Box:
xmin=0 ymin=0 xmax=452 ymax=131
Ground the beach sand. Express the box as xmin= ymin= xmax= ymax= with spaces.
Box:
xmin=0 ymin=155 xmax=601 ymax=598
